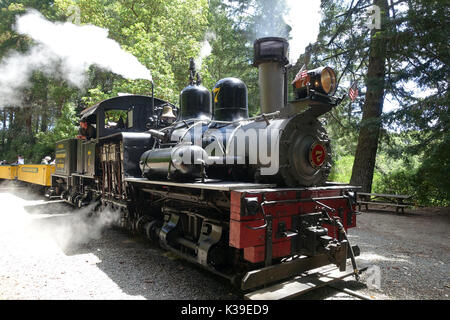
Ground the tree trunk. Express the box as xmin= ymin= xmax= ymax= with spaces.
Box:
xmin=41 ymin=104 xmax=48 ymax=133
xmin=25 ymin=106 xmax=32 ymax=135
xmin=1 ymin=109 xmax=6 ymax=150
xmin=350 ymin=0 xmax=389 ymax=192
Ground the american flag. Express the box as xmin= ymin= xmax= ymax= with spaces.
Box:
xmin=349 ymin=82 xmax=359 ymax=101
xmin=292 ymin=65 xmax=308 ymax=85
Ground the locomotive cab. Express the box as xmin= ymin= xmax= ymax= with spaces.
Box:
xmin=50 ymin=94 xmax=177 ymax=206
xmin=80 ymin=95 xmax=173 ymax=138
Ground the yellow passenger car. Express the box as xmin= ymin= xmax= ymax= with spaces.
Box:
xmin=0 ymin=165 xmax=18 ymax=180
xmin=17 ymin=165 xmax=55 ymax=187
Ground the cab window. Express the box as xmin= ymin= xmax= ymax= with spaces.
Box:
xmin=104 ymin=110 xmax=128 ymax=129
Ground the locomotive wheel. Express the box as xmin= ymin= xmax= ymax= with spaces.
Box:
xmin=279 ymin=114 xmax=332 ymax=187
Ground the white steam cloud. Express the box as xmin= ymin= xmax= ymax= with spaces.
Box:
xmin=284 ymin=0 xmax=321 ymax=64
xmin=0 ymin=45 xmax=60 ymax=107
xmin=41 ymin=203 xmax=122 ymax=251
xmin=0 ymin=187 xmax=122 ymax=252
xmin=0 ymin=9 xmax=152 ymax=108
xmin=250 ymin=0 xmax=321 ymax=64
xmin=194 ymin=31 xmax=216 ymax=71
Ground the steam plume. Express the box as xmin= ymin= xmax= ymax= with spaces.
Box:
xmin=284 ymin=0 xmax=321 ymax=64
xmin=0 ymin=9 xmax=152 ymax=108
xmin=0 ymin=189 xmax=122 ymax=253
xmin=195 ymin=32 xmax=216 ymax=71
xmin=45 ymin=204 xmax=122 ymax=251
xmin=250 ymin=0 xmax=321 ymax=64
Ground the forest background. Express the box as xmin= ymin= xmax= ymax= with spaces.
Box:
xmin=0 ymin=0 xmax=448 ymax=206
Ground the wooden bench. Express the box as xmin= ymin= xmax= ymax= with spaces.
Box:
xmin=357 ymin=192 xmax=413 ymax=214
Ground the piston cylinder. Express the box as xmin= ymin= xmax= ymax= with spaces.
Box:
xmin=140 ymin=144 xmax=208 ymax=180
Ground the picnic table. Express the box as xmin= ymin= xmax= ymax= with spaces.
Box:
xmin=357 ymin=192 xmax=413 ymax=214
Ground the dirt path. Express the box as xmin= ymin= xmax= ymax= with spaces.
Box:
xmin=351 ymin=206 xmax=450 ymax=299
xmin=0 ymin=186 xmax=448 ymax=300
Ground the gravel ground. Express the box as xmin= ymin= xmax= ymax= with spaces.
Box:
xmin=350 ymin=205 xmax=449 ymax=300
xmin=0 ymin=185 xmax=448 ymax=300
xmin=0 ymin=187 xmax=240 ymax=300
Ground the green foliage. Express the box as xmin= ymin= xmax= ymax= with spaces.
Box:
xmin=0 ymin=0 xmax=57 ymax=55
xmin=329 ymin=131 xmax=449 ymax=206
xmin=33 ymin=102 xmax=78 ymax=162
xmin=373 ymin=168 xmax=450 ymax=207
xmin=373 ymin=132 xmax=450 ymax=206
xmin=55 ymin=0 xmax=210 ymax=105
xmin=316 ymin=0 xmax=449 ymax=205
xmin=328 ymin=155 xmax=354 ymax=184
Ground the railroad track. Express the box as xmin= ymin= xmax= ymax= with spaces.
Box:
xmin=244 ymin=262 xmax=370 ymax=300
xmin=325 ymin=282 xmax=374 ymax=300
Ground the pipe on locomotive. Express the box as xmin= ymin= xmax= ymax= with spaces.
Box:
xmin=253 ymin=37 xmax=290 ymax=114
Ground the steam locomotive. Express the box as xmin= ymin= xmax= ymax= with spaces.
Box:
xmin=17 ymin=38 xmax=363 ymax=290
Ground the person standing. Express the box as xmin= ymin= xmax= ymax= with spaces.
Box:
xmin=17 ymin=155 xmax=24 ymax=165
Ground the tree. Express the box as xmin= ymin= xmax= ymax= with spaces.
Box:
xmin=55 ymin=0 xmax=210 ymax=104
xmin=350 ymin=0 xmax=389 ymax=192
xmin=385 ymin=0 xmax=450 ymax=204
xmin=311 ymin=0 xmax=448 ymax=200
xmin=0 ymin=0 xmax=210 ymax=160
xmin=34 ymin=102 xmax=78 ymax=162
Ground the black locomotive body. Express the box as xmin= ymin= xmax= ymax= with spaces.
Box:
xmin=50 ymin=95 xmax=176 ymax=207
xmin=48 ymin=37 xmax=361 ymax=290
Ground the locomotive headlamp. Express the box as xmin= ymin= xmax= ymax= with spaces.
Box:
xmin=293 ymin=66 xmax=337 ymax=99
xmin=318 ymin=67 xmax=337 ymax=95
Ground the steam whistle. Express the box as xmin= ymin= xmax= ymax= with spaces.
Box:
xmin=196 ymin=72 xmax=202 ymax=86
xmin=189 ymin=58 xmax=196 ymax=85
xmin=188 ymin=58 xmax=202 ymax=86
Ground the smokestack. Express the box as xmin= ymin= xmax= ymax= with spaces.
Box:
xmin=253 ymin=37 xmax=289 ymax=114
